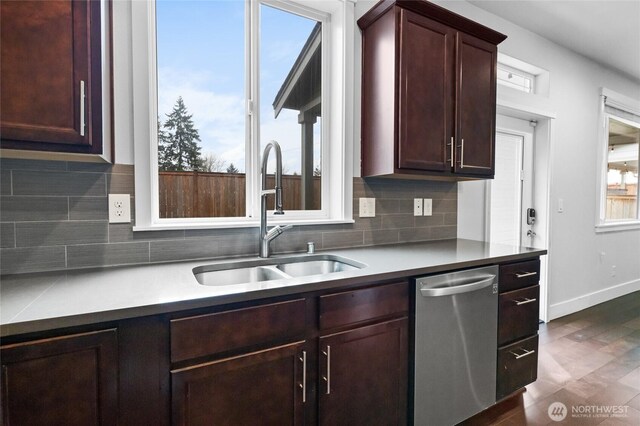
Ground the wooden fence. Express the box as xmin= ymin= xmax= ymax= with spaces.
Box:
xmin=606 ymin=195 xmax=638 ymax=220
xmin=606 ymin=184 xmax=638 ymax=220
xmin=159 ymin=171 xmax=321 ymax=218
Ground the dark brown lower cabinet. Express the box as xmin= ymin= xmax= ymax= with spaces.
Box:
xmin=497 ymin=335 xmax=539 ymax=400
xmin=0 ymin=329 xmax=118 ymax=425
xmin=496 ymin=257 xmax=541 ymax=400
xmin=318 ymin=318 xmax=408 ymax=426
xmin=171 ymin=341 xmax=306 ymax=426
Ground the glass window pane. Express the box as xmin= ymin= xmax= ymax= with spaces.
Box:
xmin=497 ymin=65 xmax=533 ymax=93
xmin=156 ymin=0 xmax=246 ymax=218
xmin=260 ymin=4 xmax=322 ymax=211
xmin=606 ymin=117 xmax=639 ymax=220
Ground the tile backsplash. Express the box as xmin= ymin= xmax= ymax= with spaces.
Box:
xmin=0 ymin=158 xmax=457 ymax=275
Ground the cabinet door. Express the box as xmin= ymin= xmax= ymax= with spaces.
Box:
xmin=1 ymin=329 xmax=118 ymax=425
xmin=398 ymin=10 xmax=455 ymax=172
xmin=455 ymin=32 xmax=497 ymax=176
xmin=0 ymin=0 xmax=103 ymax=153
xmin=319 ymin=318 xmax=408 ymax=426
xmin=171 ymin=341 xmax=306 ymax=426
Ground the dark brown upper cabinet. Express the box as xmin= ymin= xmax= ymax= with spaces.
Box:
xmin=0 ymin=0 xmax=105 ymax=156
xmin=359 ymin=0 xmax=506 ymax=180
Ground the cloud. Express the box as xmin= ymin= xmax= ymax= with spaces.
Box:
xmin=158 ymin=67 xmax=321 ymax=174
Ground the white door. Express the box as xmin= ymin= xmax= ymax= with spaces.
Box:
xmin=488 ymin=116 xmax=535 ymax=247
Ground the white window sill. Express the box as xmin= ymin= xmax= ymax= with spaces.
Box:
xmin=595 ymin=221 xmax=640 ymax=233
xmin=133 ymin=218 xmax=355 ymax=232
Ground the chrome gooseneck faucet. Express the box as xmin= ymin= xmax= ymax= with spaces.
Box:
xmin=259 ymin=141 xmax=291 ymax=257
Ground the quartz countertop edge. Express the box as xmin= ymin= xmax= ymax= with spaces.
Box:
xmin=0 ymin=239 xmax=546 ymax=338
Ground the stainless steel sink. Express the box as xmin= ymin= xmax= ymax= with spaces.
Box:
xmin=276 ymin=260 xmax=359 ymax=277
xmin=193 ymin=254 xmax=365 ymax=286
xmin=193 ymin=265 xmax=288 ymax=286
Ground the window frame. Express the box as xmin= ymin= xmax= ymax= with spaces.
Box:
xmin=595 ymin=88 xmax=640 ymax=233
xmin=131 ymin=0 xmax=354 ymax=231
xmin=497 ymin=63 xmax=534 ymax=94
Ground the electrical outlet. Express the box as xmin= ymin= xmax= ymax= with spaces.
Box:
xmin=359 ymin=198 xmax=375 ymax=218
xmin=414 ymin=199 xmax=423 ymax=216
xmin=109 ymin=194 xmax=131 ymax=223
xmin=423 ymin=198 xmax=432 ymax=216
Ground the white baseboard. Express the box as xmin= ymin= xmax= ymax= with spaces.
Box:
xmin=548 ymin=278 xmax=640 ymax=321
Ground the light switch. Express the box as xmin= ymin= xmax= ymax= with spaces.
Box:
xmin=423 ymin=198 xmax=432 ymax=216
xmin=359 ymin=198 xmax=376 ymax=218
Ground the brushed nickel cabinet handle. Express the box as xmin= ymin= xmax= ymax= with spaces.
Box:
xmin=79 ymin=80 xmax=86 ymax=136
xmin=448 ymin=137 xmax=454 ymax=168
xmin=515 ymin=298 xmax=537 ymax=306
xmin=460 ymin=138 xmax=465 ymax=168
xmin=298 ymin=351 xmax=307 ymax=403
xmin=515 ymin=271 xmax=537 ymax=278
xmin=509 ymin=348 xmax=536 ymax=360
xmin=322 ymin=346 xmax=331 ymax=395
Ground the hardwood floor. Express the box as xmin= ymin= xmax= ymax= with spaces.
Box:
xmin=483 ymin=291 xmax=640 ymax=425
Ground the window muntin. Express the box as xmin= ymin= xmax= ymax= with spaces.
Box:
xmin=605 ymin=116 xmax=639 ymax=221
xmin=155 ymin=0 xmax=324 ymax=219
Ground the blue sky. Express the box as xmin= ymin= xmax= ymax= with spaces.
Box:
xmin=156 ymin=0 xmax=320 ymax=173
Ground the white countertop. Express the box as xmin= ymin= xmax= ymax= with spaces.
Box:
xmin=0 ymin=239 xmax=546 ymax=337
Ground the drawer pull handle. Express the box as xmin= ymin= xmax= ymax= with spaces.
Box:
xmin=515 ymin=298 xmax=537 ymax=306
xmin=515 ymin=271 xmax=537 ymax=278
xmin=322 ymin=346 xmax=331 ymax=395
xmin=509 ymin=348 xmax=536 ymax=360
xmin=299 ymin=350 xmax=306 ymax=403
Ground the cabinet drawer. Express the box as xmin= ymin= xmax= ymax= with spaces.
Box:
xmin=171 ymin=299 xmax=306 ymax=363
xmin=498 ymin=285 xmax=540 ymax=345
xmin=497 ymin=334 xmax=538 ymax=400
xmin=499 ymin=258 xmax=540 ymax=292
xmin=319 ymin=282 xmax=408 ymax=330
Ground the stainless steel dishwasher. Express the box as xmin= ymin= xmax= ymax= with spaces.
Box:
xmin=414 ymin=265 xmax=499 ymax=425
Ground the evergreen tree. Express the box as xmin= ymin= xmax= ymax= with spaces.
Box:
xmin=157 ymin=118 xmax=173 ymax=171
xmin=159 ymin=97 xmax=202 ymax=171
xmin=226 ymin=163 xmax=239 ymax=174
xmin=313 ymin=165 xmax=321 ymax=177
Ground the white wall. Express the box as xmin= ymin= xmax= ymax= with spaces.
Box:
xmin=365 ymin=0 xmax=640 ymax=319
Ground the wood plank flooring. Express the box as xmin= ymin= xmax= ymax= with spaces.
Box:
xmin=486 ymin=291 xmax=640 ymax=425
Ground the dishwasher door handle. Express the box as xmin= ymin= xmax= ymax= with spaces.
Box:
xmin=419 ymin=275 xmax=496 ymax=297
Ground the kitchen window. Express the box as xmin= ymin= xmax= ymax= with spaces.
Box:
xmin=596 ymin=88 xmax=640 ymax=232
xmin=131 ymin=0 xmax=354 ymax=230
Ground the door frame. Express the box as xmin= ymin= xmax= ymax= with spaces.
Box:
xmin=495 ymin=103 xmax=555 ymax=323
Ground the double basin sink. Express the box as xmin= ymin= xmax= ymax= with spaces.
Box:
xmin=193 ymin=254 xmax=366 ymax=286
